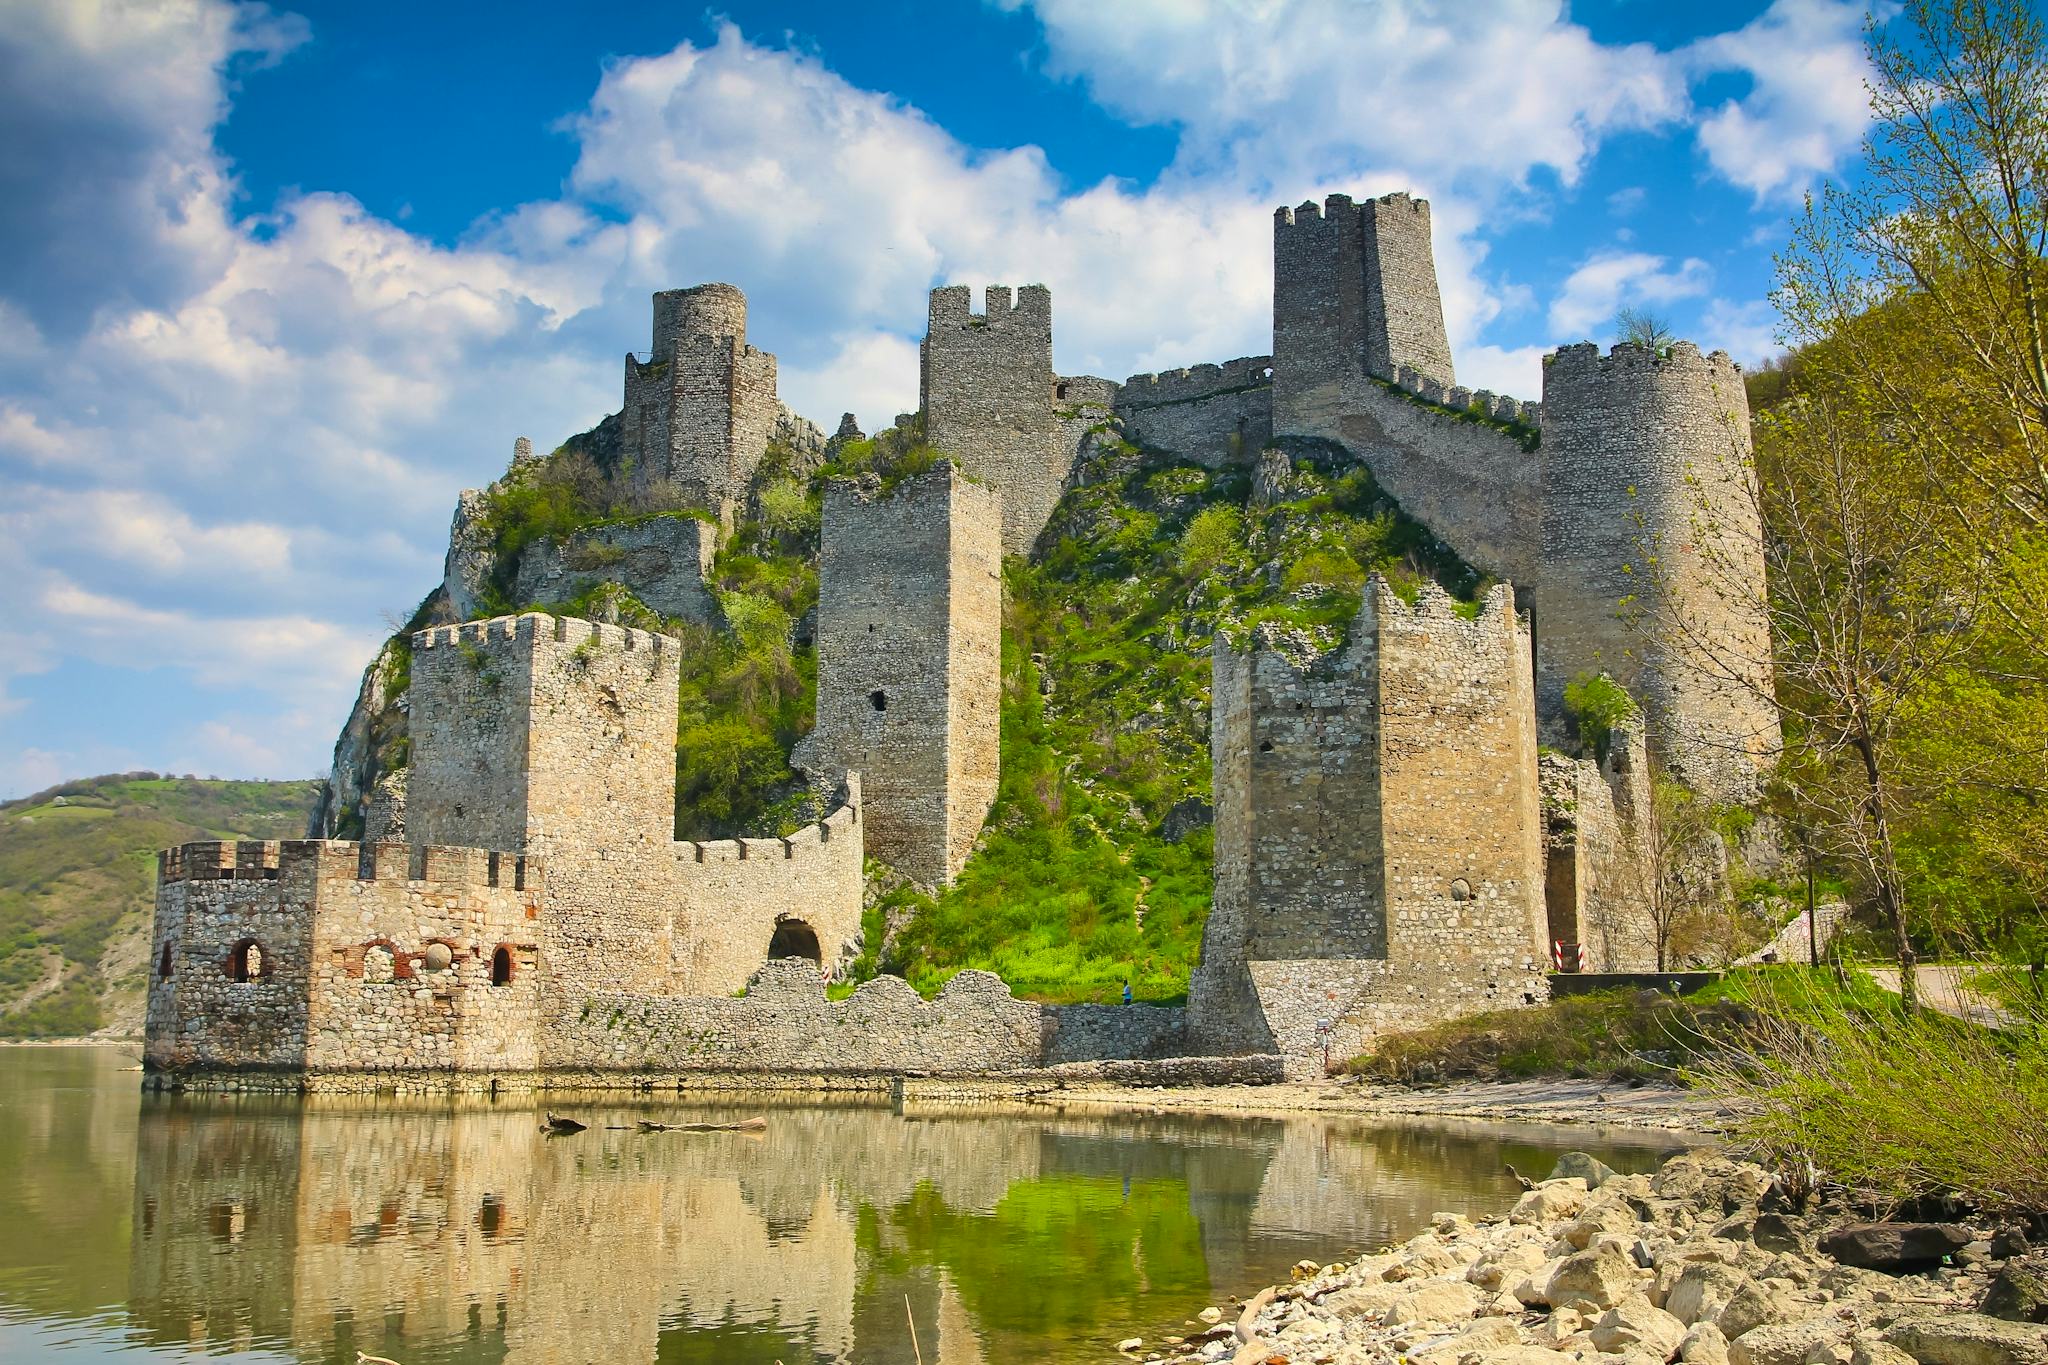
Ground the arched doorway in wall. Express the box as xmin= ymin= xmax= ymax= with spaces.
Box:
xmin=767 ymin=919 xmax=822 ymax=967
xmin=491 ymin=946 xmax=514 ymax=987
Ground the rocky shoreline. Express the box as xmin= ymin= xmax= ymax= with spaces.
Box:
xmin=1125 ymin=1150 xmax=2048 ymax=1365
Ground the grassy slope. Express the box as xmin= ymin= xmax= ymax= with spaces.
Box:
xmin=865 ymin=434 xmax=1486 ymax=1003
xmin=0 ymin=774 xmax=319 ymax=1037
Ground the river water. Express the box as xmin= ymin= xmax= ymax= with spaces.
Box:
xmin=0 ymin=1047 xmax=1676 ymax=1364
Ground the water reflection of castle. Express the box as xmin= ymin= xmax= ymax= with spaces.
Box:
xmin=125 ymin=1097 xmax=1661 ymax=1364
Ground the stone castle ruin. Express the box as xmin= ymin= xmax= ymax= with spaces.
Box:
xmin=150 ymin=187 xmax=1778 ymax=1088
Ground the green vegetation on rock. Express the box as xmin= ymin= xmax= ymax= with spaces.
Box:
xmin=0 ymin=774 xmax=319 ymax=1036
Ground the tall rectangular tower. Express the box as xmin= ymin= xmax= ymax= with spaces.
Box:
xmin=797 ymin=462 xmax=1002 ymax=886
xmin=406 ymin=614 xmax=682 ymax=857
xmin=1190 ymin=580 xmax=1548 ymax=1075
xmin=1270 ymin=191 xmax=1455 ymax=441
xmin=920 ymin=284 xmax=1063 ymax=555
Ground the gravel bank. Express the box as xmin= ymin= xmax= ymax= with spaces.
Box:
xmin=1122 ymin=1149 xmax=2048 ymax=1365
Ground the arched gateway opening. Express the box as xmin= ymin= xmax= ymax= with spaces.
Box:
xmin=767 ymin=920 xmax=822 ymax=967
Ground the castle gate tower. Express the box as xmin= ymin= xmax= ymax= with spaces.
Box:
xmin=920 ymin=284 xmax=1064 ymax=555
xmin=1537 ymin=342 xmax=1780 ymax=803
xmin=797 ymin=462 xmax=1002 ymax=886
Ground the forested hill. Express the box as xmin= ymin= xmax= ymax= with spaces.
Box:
xmin=0 ymin=774 xmax=320 ymax=1038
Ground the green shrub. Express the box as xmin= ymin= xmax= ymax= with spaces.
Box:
xmin=1563 ymin=672 xmax=1638 ymax=761
xmin=1180 ymin=504 xmax=1243 ymax=572
xmin=1696 ymin=970 xmax=2048 ymax=1214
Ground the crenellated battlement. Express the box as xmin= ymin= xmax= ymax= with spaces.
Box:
xmin=926 ymin=282 xmax=1052 ymax=331
xmin=1544 ymin=339 xmax=1742 ymax=384
xmin=679 ymin=785 xmax=861 ymax=866
xmin=414 ymin=612 xmax=679 ymax=660
xmin=157 ymin=838 xmax=540 ymax=890
xmin=1392 ymin=364 xmax=1542 ymax=427
xmin=1118 ymin=356 xmax=1275 ymax=408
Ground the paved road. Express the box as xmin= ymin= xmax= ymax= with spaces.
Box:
xmin=1865 ymin=964 xmax=2016 ymax=1027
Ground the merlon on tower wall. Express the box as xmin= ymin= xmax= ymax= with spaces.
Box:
xmin=921 ymin=284 xmax=1064 ymax=554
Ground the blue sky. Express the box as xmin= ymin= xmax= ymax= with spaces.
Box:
xmin=0 ymin=0 xmax=1894 ymax=797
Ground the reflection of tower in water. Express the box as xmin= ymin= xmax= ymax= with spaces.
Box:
xmin=121 ymin=1096 xmax=1666 ymax=1363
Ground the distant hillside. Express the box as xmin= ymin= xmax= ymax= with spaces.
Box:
xmin=0 ymin=774 xmax=320 ymax=1038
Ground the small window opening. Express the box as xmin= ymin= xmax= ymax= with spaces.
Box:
xmin=1258 ymin=740 xmax=1274 ymax=753
xmin=491 ymin=947 xmax=514 ymax=987
xmin=870 ymin=690 xmax=887 ymax=712
xmin=158 ymin=943 xmax=174 ymax=980
xmin=227 ymin=939 xmax=264 ymax=983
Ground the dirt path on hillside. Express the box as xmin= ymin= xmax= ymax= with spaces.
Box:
xmin=1865 ymin=964 xmax=2016 ymax=1027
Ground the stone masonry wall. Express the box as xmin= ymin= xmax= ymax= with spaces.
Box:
xmin=550 ymin=961 xmax=1045 ymax=1074
xmin=1539 ymin=342 xmax=1780 ymax=803
xmin=1538 ymin=721 xmax=1659 ymax=974
xmin=921 ymin=284 xmax=1064 ymax=554
xmin=1114 ymin=357 xmax=1274 ymax=468
xmin=1190 ymin=580 xmax=1550 ymax=1076
xmin=1360 ymin=193 xmax=1455 ymax=389
xmin=510 ymin=514 xmax=720 ymax=626
xmin=797 ymin=463 xmax=1002 ymax=886
xmin=657 ymin=781 xmax=866 ymax=997
xmin=407 ymin=614 xmax=683 ymax=996
xmin=145 ymin=839 xmax=543 ymax=1077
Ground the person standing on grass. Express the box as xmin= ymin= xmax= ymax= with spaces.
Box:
xmin=1122 ymin=980 xmax=1133 ymax=1006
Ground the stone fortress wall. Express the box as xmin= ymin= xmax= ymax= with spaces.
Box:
xmin=920 ymin=284 xmax=1066 ymax=554
xmin=1538 ymin=720 xmax=1659 ymax=973
xmin=1112 ymin=356 xmax=1276 ymax=469
xmin=145 ymin=839 xmax=545 ymax=1077
xmin=257 ymin=180 xmax=1782 ymax=1088
xmin=795 ymin=461 xmax=1003 ymax=886
xmin=1190 ymin=580 xmax=1551 ymax=1078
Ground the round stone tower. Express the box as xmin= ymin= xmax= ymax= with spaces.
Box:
xmin=1537 ymin=341 xmax=1778 ymax=803
xmin=650 ymin=282 xmax=747 ymax=363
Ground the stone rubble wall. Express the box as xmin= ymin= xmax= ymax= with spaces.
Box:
xmin=548 ymin=961 xmax=1046 ymax=1074
xmin=798 ymin=463 xmax=1002 ymax=886
xmin=1539 ymin=342 xmax=1780 ymax=803
xmin=1393 ymin=364 xmax=1542 ymax=428
xmin=921 ymin=284 xmax=1066 ymax=554
xmin=1114 ymin=356 xmax=1275 ymax=468
xmin=1539 ymin=723 xmax=1661 ymax=973
xmin=510 ymin=513 xmax=720 ymax=626
xmin=1042 ymin=1002 xmax=1188 ymax=1064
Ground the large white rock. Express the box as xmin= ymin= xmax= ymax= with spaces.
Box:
xmin=1546 ymin=1240 xmax=1643 ymax=1312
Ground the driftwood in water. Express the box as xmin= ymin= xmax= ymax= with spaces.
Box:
xmin=541 ymin=1113 xmax=587 ymax=1134
xmin=637 ymin=1116 xmax=768 ymax=1133
xmin=358 ymin=1353 xmax=403 ymax=1365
